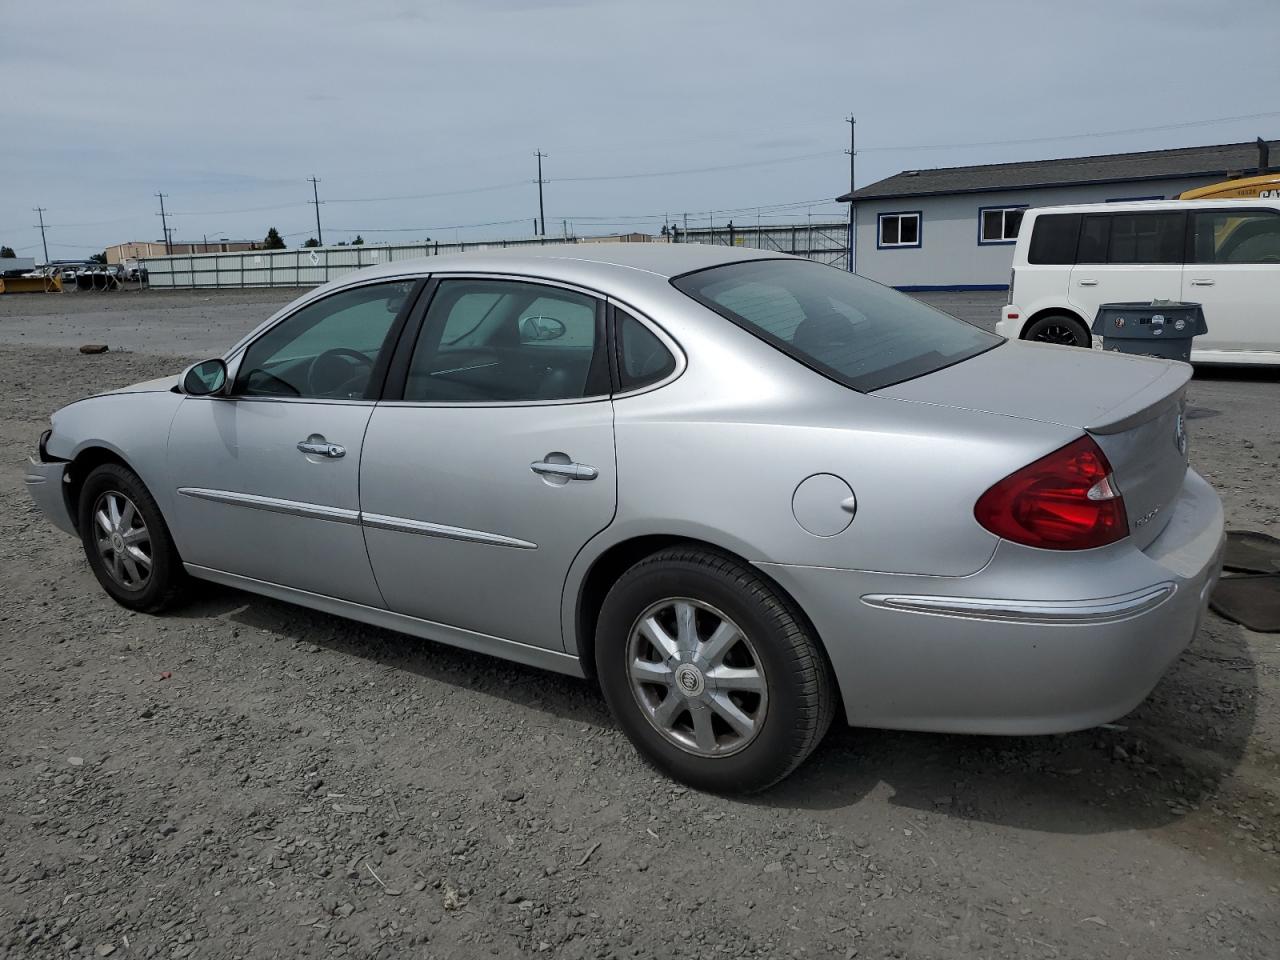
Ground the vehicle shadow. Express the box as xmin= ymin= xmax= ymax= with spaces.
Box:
xmin=179 ymin=586 xmax=1258 ymax=836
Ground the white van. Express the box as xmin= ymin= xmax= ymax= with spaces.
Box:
xmin=997 ymin=199 xmax=1280 ymax=365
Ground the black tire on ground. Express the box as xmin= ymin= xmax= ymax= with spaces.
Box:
xmin=1022 ymin=313 xmax=1091 ymax=348
xmin=77 ymin=463 xmax=188 ymax=613
xmin=595 ymin=546 xmax=836 ymax=794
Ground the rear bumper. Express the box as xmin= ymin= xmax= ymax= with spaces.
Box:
xmin=995 ymin=304 xmax=1022 ymax=338
xmin=760 ymin=468 xmax=1225 ymax=734
xmin=24 ymin=457 xmax=77 ymax=537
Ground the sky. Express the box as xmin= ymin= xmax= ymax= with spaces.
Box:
xmin=3 ymin=0 xmax=1279 ymax=260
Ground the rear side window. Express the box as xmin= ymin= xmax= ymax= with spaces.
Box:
xmin=1190 ymin=209 xmax=1280 ymax=263
xmin=1027 ymin=213 xmax=1080 ymax=264
xmin=615 ymin=308 xmax=675 ymax=391
xmin=672 ymin=259 xmax=1000 ymax=392
xmin=1106 ymin=212 xmax=1185 ymax=263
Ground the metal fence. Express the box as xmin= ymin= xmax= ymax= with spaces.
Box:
xmin=140 ymin=223 xmax=850 ymax=289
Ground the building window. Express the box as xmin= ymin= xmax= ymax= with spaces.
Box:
xmin=878 ymin=212 xmax=921 ymax=249
xmin=978 ymin=206 xmax=1025 ymax=245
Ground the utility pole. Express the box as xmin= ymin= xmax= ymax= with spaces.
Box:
xmin=32 ymin=207 xmax=49 ymax=265
xmin=155 ymin=193 xmax=171 ymax=254
xmin=307 ymin=177 xmax=323 ymax=246
xmin=534 ymin=150 xmax=548 ymax=236
xmin=845 ymin=115 xmax=856 ymax=271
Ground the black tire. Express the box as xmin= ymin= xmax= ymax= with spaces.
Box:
xmin=77 ymin=463 xmax=187 ymax=613
xmin=595 ymin=546 xmax=836 ymax=793
xmin=1023 ymin=313 xmax=1091 ymax=348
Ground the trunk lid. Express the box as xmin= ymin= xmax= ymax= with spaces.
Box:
xmin=878 ymin=341 xmax=1191 ymax=548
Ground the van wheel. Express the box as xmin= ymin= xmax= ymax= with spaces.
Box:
xmin=1023 ymin=314 xmax=1090 ymax=348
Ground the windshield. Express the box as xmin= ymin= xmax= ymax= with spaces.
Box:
xmin=672 ymin=259 xmax=1002 ymax=391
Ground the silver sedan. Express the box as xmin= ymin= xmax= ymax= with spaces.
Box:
xmin=26 ymin=245 xmax=1225 ymax=792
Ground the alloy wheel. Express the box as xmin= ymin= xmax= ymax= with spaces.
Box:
xmin=92 ymin=490 xmax=153 ymax=591
xmin=626 ymin=598 xmax=769 ymax=757
xmin=1031 ymin=323 xmax=1084 ymax=346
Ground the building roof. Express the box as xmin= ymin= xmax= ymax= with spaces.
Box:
xmin=839 ymin=139 xmax=1276 ymax=203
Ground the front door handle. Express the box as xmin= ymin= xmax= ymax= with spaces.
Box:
xmin=531 ymin=460 xmax=598 ymax=481
xmin=1189 ymin=278 xmax=1216 ymax=286
xmin=297 ymin=434 xmax=346 ymax=459
xmin=1077 ymin=278 xmax=1098 ymax=286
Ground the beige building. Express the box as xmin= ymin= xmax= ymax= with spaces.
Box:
xmin=106 ymin=240 xmax=259 ymax=263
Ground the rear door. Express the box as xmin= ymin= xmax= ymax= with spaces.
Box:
xmin=1069 ymin=211 xmax=1185 ymax=329
xmin=1183 ymin=206 xmax=1280 ymax=354
xmin=358 ymin=276 xmax=617 ymax=652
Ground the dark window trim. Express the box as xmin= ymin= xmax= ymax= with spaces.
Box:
xmin=383 ymin=274 xmax=610 ymax=405
xmin=876 ymin=211 xmax=922 ymax=250
xmin=230 ymin=277 xmax=426 ymax=400
xmin=977 ymin=204 xmax=1028 ymax=246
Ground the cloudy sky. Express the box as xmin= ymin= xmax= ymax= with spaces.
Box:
xmin=3 ymin=0 xmax=1278 ymax=259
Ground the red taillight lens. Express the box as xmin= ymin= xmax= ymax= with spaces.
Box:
xmin=975 ymin=436 xmax=1128 ymax=550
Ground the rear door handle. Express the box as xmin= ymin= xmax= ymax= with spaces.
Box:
xmin=297 ymin=434 xmax=346 ymax=459
xmin=1189 ymin=278 xmax=1216 ymax=286
xmin=531 ymin=460 xmax=598 ymax=481
xmin=1077 ymin=279 xmax=1098 ymax=286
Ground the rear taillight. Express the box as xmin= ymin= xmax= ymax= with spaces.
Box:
xmin=975 ymin=436 xmax=1128 ymax=550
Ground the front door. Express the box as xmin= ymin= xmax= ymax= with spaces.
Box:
xmin=1068 ymin=211 xmax=1185 ymax=334
xmin=167 ymin=279 xmax=420 ymax=606
xmin=1183 ymin=207 xmax=1280 ymax=354
xmin=360 ymin=277 xmax=617 ymax=651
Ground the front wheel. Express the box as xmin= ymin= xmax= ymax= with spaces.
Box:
xmin=596 ymin=546 xmax=836 ymax=793
xmin=1023 ymin=313 xmax=1091 ymax=348
xmin=77 ymin=463 xmax=188 ymax=613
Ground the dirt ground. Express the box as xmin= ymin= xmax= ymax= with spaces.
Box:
xmin=1 ymin=289 xmax=1278 ymax=959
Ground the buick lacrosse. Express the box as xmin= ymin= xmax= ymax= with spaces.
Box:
xmin=26 ymin=245 xmax=1224 ymax=792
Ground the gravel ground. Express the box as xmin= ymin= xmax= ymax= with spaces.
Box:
xmin=1 ymin=290 xmax=1278 ymax=959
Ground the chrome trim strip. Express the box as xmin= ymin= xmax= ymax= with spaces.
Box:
xmin=183 ymin=564 xmax=583 ymax=678
xmin=360 ymin=512 xmax=537 ymax=550
xmin=860 ymin=583 xmax=1176 ymax=625
xmin=176 ymin=487 xmax=361 ymax=525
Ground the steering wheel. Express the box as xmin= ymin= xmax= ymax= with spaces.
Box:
xmin=307 ymin=347 xmax=374 ymax=398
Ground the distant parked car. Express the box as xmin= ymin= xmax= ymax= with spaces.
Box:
xmin=998 ymin=198 xmax=1280 ymax=365
xmin=26 ymin=246 xmax=1224 ymax=792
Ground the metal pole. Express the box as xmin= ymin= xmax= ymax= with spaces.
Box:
xmin=156 ymin=193 xmax=170 ymax=255
xmin=845 ymin=115 xmax=856 ymax=271
xmin=308 ymin=177 xmax=323 ymax=246
xmin=534 ymin=150 xmax=547 ymax=236
xmin=32 ymin=207 xmax=49 ymax=265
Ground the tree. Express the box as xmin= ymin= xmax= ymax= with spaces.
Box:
xmin=352 ymin=235 xmax=364 ymax=246
xmin=263 ymin=227 xmax=286 ymax=250
xmin=0 ymin=245 xmax=15 ymax=258
xmin=89 ymin=251 xmax=107 ymax=264
xmin=302 ymin=238 xmax=320 ymax=248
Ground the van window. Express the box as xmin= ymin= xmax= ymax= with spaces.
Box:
xmin=1190 ymin=209 xmax=1280 ymax=263
xmin=1106 ymin=212 xmax=1185 ymax=264
xmin=1027 ymin=213 xmax=1080 ymax=264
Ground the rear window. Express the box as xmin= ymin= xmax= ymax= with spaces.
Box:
xmin=1027 ymin=213 xmax=1081 ymax=264
xmin=672 ymin=259 xmax=1001 ymax=392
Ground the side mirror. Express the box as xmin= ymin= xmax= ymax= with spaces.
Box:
xmin=518 ymin=314 xmax=566 ymax=342
xmin=182 ymin=358 xmax=229 ymax=396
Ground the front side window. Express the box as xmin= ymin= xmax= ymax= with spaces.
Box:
xmin=878 ymin=212 xmax=921 ymax=248
xmin=673 ymin=259 xmax=1000 ymax=392
xmin=403 ymin=279 xmax=606 ymax=403
xmin=234 ymin=281 xmax=415 ymax=399
xmin=1190 ymin=209 xmax=1280 ymax=263
xmin=979 ymin=206 xmax=1025 ymax=244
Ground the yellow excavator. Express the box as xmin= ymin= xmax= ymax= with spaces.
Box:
xmin=1180 ymin=138 xmax=1279 ymax=199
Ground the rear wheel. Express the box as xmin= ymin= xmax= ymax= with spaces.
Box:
xmin=596 ymin=546 xmax=836 ymax=793
xmin=77 ymin=463 xmax=187 ymax=612
xmin=1023 ymin=313 xmax=1090 ymax=348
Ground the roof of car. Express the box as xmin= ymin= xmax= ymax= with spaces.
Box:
xmin=350 ymin=241 xmax=785 ymax=284
xmin=1024 ymin=197 xmax=1280 ymax=216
